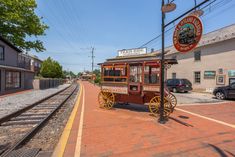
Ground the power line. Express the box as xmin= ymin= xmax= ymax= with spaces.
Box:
xmin=37 ymin=8 xmax=79 ymax=51
xmin=139 ymin=0 xmax=228 ymax=49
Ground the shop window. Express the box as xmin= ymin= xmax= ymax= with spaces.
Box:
xmin=144 ymin=66 xmax=160 ymax=84
xmin=231 ymin=82 xmax=235 ymax=89
xmin=194 ymin=71 xmax=201 ymax=83
xmin=5 ymin=71 xmax=21 ymax=89
xmin=0 ymin=46 xmax=4 ymax=60
xmin=172 ymin=73 xmax=176 ymax=79
xmin=229 ymin=78 xmax=235 ymax=85
xmin=194 ymin=51 xmax=201 ymax=61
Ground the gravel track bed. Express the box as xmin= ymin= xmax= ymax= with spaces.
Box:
xmin=23 ymin=85 xmax=80 ymax=154
xmin=0 ymin=84 xmax=70 ymax=119
xmin=0 ymin=84 xmax=77 ymax=156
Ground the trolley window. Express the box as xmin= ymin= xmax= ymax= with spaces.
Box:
xmin=129 ymin=65 xmax=142 ymax=83
xmin=144 ymin=65 xmax=160 ymax=84
xmin=102 ymin=65 xmax=127 ymax=83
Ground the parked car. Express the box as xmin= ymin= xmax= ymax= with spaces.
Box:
xmin=213 ymin=82 xmax=235 ymax=100
xmin=166 ymin=79 xmax=192 ymax=93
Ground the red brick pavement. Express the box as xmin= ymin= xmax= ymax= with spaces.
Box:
xmin=63 ymin=81 xmax=235 ymax=157
xmin=178 ymin=102 xmax=235 ymax=125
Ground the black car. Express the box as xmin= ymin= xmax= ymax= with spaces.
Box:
xmin=166 ymin=79 xmax=192 ymax=93
xmin=213 ymin=82 xmax=235 ymax=100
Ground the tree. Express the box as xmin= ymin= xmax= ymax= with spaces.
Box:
xmin=40 ymin=57 xmax=63 ymax=78
xmin=62 ymin=70 xmax=76 ymax=79
xmin=93 ymin=69 xmax=101 ymax=84
xmin=77 ymin=72 xmax=82 ymax=77
xmin=0 ymin=0 xmax=48 ymax=52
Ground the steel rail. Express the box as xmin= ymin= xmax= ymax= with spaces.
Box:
xmin=0 ymin=84 xmax=72 ymax=125
xmin=0 ymin=83 xmax=78 ymax=157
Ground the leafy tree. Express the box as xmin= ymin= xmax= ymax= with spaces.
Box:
xmin=93 ymin=69 xmax=100 ymax=77
xmin=93 ymin=69 xmax=101 ymax=84
xmin=0 ymin=0 xmax=48 ymax=52
xmin=40 ymin=57 xmax=63 ymax=78
xmin=77 ymin=72 xmax=82 ymax=77
xmin=62 ymin=70 xmax=77 ymax=79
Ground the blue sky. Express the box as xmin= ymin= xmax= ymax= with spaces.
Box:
xmin=32 ymin=0 xmax=235 ymax=73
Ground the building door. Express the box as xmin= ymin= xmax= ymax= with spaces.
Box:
xmin=227 ymin=83 xmax=235 ymax=98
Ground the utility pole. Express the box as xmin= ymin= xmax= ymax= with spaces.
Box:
xmin=91 ymin=47 xmax=95 ymax=73
xmin=90 ymin=47 xmax=95 ymax=84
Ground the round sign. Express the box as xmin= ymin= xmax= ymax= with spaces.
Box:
xmin=173 ymin=15 xmax=203 ymax=53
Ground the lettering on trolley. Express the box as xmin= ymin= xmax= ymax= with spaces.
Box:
xmin=101 ymin=86 xmax=128 ymax=94
xmin=143 ymin=86 xmax=160 ymax=92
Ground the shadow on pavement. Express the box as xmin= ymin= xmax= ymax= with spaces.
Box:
xmin=114 ymin=103 xmax=149 ymax=113
xmin=207 ymin=143 xmax=232 ymax=157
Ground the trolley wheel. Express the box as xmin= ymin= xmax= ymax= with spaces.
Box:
xmin=166 ymin=93 xmax=177 ymax=112
xmin=149 ymin=96 xmax=160 ymax=115
xmin=149 ymin=96 xmax=173 ymax=117
xmin=163 ymin=98 xmax=173 ymax=117
xmin=98 ymin=90 xmax=115 ymax=109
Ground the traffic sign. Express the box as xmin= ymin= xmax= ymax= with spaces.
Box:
xmin=173 ymin=15 xmax=203 ymax=53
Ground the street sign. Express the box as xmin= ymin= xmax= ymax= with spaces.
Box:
xmin=173 ymin=15 xmax=203 ymax=53
xmin=118 ymin=48 xmax=147 ymax=57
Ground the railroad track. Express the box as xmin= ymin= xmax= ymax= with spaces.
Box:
xmin=0 ymin=83 xmax=78 ymax=157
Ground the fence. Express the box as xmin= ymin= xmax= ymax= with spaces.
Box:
xmin=33 ymin=78 xmax=64 ymax=90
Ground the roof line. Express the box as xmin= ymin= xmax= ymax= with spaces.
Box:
xmin=0 ymin=36 xmax=22 ymax=53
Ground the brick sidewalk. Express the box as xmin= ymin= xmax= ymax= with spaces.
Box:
xmin=61 ymin=81 xmax=235 ymax=157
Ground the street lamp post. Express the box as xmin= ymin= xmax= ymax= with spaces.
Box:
xmin=158 ymin=0 xmax=210 ymax=123
xmin=159 ymin=0 xmax=166 ymax=123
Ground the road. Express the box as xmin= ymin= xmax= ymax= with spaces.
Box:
xmin=174 ymin=92 xmax=226 ymax=105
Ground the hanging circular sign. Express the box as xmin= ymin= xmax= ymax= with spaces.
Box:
xmin=173 ymin=15 xmax=203 ymax=53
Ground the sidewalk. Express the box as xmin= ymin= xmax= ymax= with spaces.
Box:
xmin=54 ymin=81 xmax=235 ymax=157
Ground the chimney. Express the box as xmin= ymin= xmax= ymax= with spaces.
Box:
xmin=151 ymin=48 xmax=154 ymax=53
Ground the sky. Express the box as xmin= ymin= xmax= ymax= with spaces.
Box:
xmin=32 ymin=0 xmax=235 ymax=73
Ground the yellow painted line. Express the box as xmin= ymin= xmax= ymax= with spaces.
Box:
xmin=75 ymin=84 xmax=85 ymax=157
xmin=175 ymin=107 xmax=235 ymax=129
xmin=51 ymin=83 xmax=83 ymax=157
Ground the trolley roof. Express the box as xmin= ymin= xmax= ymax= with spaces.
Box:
xmin=98 ymin=53 xmax=177 ymax=65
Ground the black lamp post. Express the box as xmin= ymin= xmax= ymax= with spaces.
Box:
xmin=158 ymin=0 xmax=210 ymax=123
xmin=159 ymin=0 xmax=166 ymax=123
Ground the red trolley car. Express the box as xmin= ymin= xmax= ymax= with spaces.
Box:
xmin=98 ymin=53 xmax=178 ymax=117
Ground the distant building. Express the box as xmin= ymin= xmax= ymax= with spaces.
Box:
xmin=155 ymin=24 xmax=235 ymax=92
xmin=29 ymin=55 xmax=43 ymax=76
xmin=80 ymin=72 xmax=94 ymax=81
xmin=0 ymin=36 xmax=35 ymax=95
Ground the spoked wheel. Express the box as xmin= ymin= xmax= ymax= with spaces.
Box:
xmin=149 ymin=96 xmax=160 ymax=115
xmin=149 ymin=96 xmax=173 ymax=117
xmin=163 ymin=98 xmax=173 ymax=117
xmin=166 ymin=93 xmax=177 ymax=112
xmin=98 ymin=90 xmax=115 ymax=109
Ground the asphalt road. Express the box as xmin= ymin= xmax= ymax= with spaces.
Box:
xmin=174 ymin=92 xmax=225 ymax=105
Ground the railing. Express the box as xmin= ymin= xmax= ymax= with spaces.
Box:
xmin=17 ymin=62 xmax=31 ymax=70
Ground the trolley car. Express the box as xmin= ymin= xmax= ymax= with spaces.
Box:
xmin=98 ymin=53 xmax=178 ymax=117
